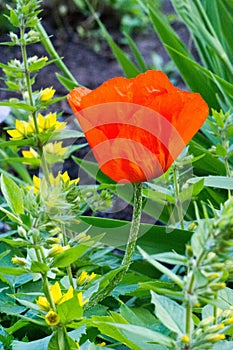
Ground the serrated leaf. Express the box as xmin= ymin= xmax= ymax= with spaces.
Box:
xmin=1 ymin=174 xmax=24 ymax=214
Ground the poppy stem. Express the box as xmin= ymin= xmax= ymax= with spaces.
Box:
xmin=122 ymin=182 xmax=143 ymax=268
xmin=85 ymin=182 xmax=143 ymax=309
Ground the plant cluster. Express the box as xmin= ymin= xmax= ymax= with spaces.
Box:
xmin=0 ymin=0 xmax=232 ymax=349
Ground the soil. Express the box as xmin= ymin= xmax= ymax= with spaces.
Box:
xmin=0 ymin=0 xmax=191 ymax=222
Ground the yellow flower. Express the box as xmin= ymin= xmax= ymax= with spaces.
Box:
xmin=30 ymin=172 xmax=79 ymax=195
xmin=32 ymin=175 xmax=41 ymax=194
xmin=22 ymin=147 xmax=40 ymax=165
xmin=77 ymin=292 xmax=89 ymax=306
xmin=49 ymin=171 xmax=79 ymax=187
xmin=44 ymin=142 xmax=67 ymax=156
xmin=48 ymin=244 xmax=70 ymax=257
xmin=76 ymin=271 xmax=96 ymax=286
xmin=7 ymin=119 xmax=34 ymax=140
xmin=45 ymin=310 xmax=60 ymax=326
xmin=40 ymin=87 xmax=55 ymax=101
xmin=12 ymin=256 xmax=27 ymax=266
xmin=37 ymin=296 xmax=50 ymax=311
xmin=37 ymin=112 xmax=66 ymax=133
xmin=97 ymin=342 xmax=106 ymax=347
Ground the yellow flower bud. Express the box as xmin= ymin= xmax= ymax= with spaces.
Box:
xmin=206 ymin=324 xmax=224 ymax=333
xmin=199 ymin=316 xmax=214 ymax=328
xmin=204 ymin=334 xmax=225 ymax=343
xmin=12 ymin=256 xmax=27 ymax=266
xmin=37 ymin=296 xmax=50 ymax=311
xmin=40 ymin=87 xmax=55 ymax=101
xmin=45 ymin=310 xmax=60 ymax=326
xmin=224 ymin=317 xmax=233 ymax=325
xmin=181 ymin=335 xmax=190 ymax=343
xmin=48 ymin=244 xmax=70 ymax=257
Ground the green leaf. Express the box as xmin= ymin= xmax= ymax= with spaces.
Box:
xmin=51 ymin=245 xmax=89 ymax=268
xmin=147 ymin=4 xmax=229 ymax=109
xmin=0 ymin=267 xmax=27 ymax=276
xmin=150 ymin=252 xmax=187 ymax=266
xmin=213 ymin=342 xmax=233 ymax=350
xmin=139 ymin=280 xmax=182 ymax=298
xmin=1 ymin=174 xmax=24 ymax=214
xmin=94 ymin=319 xmax=175 ymax=349
xmin=56 ymin=73 xmax=78 ymax=90
xmin=123 ymin=31 xmax=147 ymax=72
xmin=188 ymin=176 xmax=233 ymax=190
xmin=86 ymin=5 xmax=139 ymax=78
xmin=31 ymin=261 xmax=49 ymax=273
xmin=151 ymin=291 xmax=189 ymax=336
xmin=0 ymin=101 xmax=35 ymax=111
xmin=13 ymin=336 xmax=51 ymax=350
xmin=138 ymin=247 xmax=183 ymax=288
xmin=72 ymin=156 xmax=115 ymax=184
xmin=57 ymin=296 xmax=83 ymax=324
xmin=75 ymin=216 xmax=191 ymax=254
xmin=51 ymin=129 xmax=84 ymax=141
xmin=10 ymin=9 xmax=19 ymax=27
xmin=0 ymin=138 xmax=35 ymax=148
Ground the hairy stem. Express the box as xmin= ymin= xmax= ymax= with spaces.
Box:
xmin=86 ymin=182 xmax=143 ymax=309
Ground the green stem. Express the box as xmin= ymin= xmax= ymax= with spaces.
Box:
xmin=57 ymin=326 xmax=67 ymax=350
xmin=36 ymin=22 xmax=79 ymax=86
xmin=32 ymin=233 xmax=56 ymax=310
xmin=173 ymin=165 xmax=184 ymax=229
xmin=61 ymin=225 xmax=74 ymax=289
xmin=213 ymin=292 xmax=218 ymax=324
xmin=185 ymin=303 xmax=192 ymax=341
xmin=20 ymin=26 xmax=39 ymax=134
xmin=86 ymin=182 xmax=143 ymax=309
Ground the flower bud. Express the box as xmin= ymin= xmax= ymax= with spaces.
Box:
xmin=224 ymin=317 xmax=233 ymax=325
xmin=210 ymin=282 xmax=226 ymax=291
xmin=204 ymin=334 xmax=225 ymax=343
xmin=199 ymin=316 xmax=214 ymax=328
xmin=45 ymin=310 xmax=60 ymax=326
xmin=12 ymin=256 xmax=27 ymax=266
xmin=18 ymin=226 xmax=27 ymax=238
xmin=181 ymin=335 xmax=190 ymax=344
xmin=206 ymin=323 xmax=224 ymax=333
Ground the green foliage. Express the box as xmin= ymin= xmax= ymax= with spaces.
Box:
xmin=0 ymin=0 xmax=233 ymax=349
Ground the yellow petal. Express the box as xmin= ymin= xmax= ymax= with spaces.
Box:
xmin=50 ymin=282 xmax=63 ymax=304
xmin=77 ymin=292 xmax=89 ymax=306
xmin=37 ymin=113 xmax=46 ymax=131
xmin=7 ymin=129 xmax=23 ymax=140
xmin=37 ymin=296 xmax=50 ymax=311
xmin=59 ymin=286 xmax=74 ymax=304
xmin=33 ymin=175 xmax=41 ymax=194
xmin=61 ymin=171 xmax=70 ymax=183
xmin=40 ymin=87 xmax=55 ymax=101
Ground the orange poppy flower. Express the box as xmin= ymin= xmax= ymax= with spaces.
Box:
xmin=68 ymin=70 xmax=209 ymax=183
